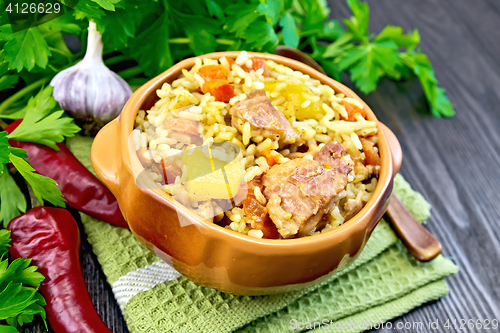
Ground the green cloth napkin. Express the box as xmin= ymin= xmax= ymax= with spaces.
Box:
xmin=67 ymin=136 xmax=458 ymax=333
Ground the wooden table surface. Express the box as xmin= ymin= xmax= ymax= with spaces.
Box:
xmin=22 ymin=0 xmax=500 ymax=332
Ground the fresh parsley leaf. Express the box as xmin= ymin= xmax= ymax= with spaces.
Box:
xmin=96 ymin=9 xmax=136 ymax=51
xmin=402 ymin=52 xmax=455 ymax=117
xmin=205 ymin=0 xmax=224 ymax=20
xmin=0 ymin=0 xmax=10 ymax=26
xmin=37 ymin=25 xmax=73 ymax=61
xmin=0 ymin=283 xmax=39 ymax=320
xmin=0 ymin=228 xmax=47 ymax=330
xmin=3 ymin=28 xmax=51 ymax=72
xmin=279 ymin=12 xmax=299 ymax=48
xmin=257 ymin=0 xmax=283 ymax=27
xmin=0 ymin=134 xmax=27 ymax=165
xmin=0 ymin=324 xmax=19 ymax=332
xmin=129 ymin=14 xmax=173 ymax=77
xmin=91 ymin=0 xmax=121 ymax=11
xmin=0 ymin=258 xmax=45 ymax=290
xmin=0 ymin=164 xmax=27 ymax=228
xmin=224 ymin=3 xmax=260 ymax=36
xmin=0 ymin=132 xmax=9 ymax=165
xmin=320 ymin=19 xmax=345 ymax=39
xmin=344 ymin=0 xmax=369 ymax=41
xmin=171 ymin=9 xmax=221 ymax=56
xmin=9 ymin=154 xmax=65 ymax=207
xmin=0 ymin=75 xmax=19 ymax=92
xmin=338 ymin=40 xmax=400 ymax=94
xmin=375 ymin=26 xmax=420 ymax=50
xmin=0 ymin=229 xmax=10 ymax=257
xmin=0 ymin=24 xmax=14 ymax=43
xmin=7 ymin=148 xmax=27 ymax=159
xmin=95 ymin=0 xmax=157 ymax=51
xmin=322 ymin=32 xmax=353 ymax=59
xmin=73 ymin=0 xmax=106 ymax=20
xmin=186 ymin=29 xmax=217 ymax=56
xmin=0 ymin=84 xmax=55 ymax=120
xmin=43 ymin=14 xmax=83 ymax=34
xmin=318 ymin=57 xmax=342 ymax=81
xmin=8 ymin=292 xmax=47 ymax=328
xmin=0 ymin=50 xmax=10 ymax=75
xmin=296 ymin=0 xmax=330 ymax=34
xmin=7 ymin=86 xmax=80 ymax=150
xmin=242 ymin=18 xmax=279 ymax=50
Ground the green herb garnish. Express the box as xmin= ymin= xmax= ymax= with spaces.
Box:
xmin=7 ymin=86 xmax=80 ymax=150
xmin=0 ymin=0 xmax=454 ymax=118
xmin=0 ymin=86 xmax=78 ymax=226
xmin=0 ymin=229 xmax=47 ymax=332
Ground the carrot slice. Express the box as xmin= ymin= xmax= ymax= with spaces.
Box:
xmin=340 ymin=101 xmax=366 ymax=122
xmin=198 ymin=65 xmax=226 ymax=80
xmin=202 ymin=79 xmax=235 ymax=102
xmin=261 ymin=148 xmax=279 ymax=167
xmin=360 ymin=138 xmax=380 ymax=166
xmin=164 ymin=118 xmax=200 ymax=136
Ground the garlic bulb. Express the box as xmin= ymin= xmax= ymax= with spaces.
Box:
xmin=50 ymin=21 xmax=132 ymax=134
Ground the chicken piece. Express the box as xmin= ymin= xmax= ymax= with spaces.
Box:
xmin=262 ymin=143 xmax=350 ymax=238
xmin=230 ymin=90 xmax=300 ymax=144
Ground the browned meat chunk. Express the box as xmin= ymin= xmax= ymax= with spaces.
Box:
xmin=313 ymin=141 xmax=351 ymax=175
xmin=262 ymin=142 xmax=350 ymax=238
xmin=230 ymin=90 xmax=300 ymax=144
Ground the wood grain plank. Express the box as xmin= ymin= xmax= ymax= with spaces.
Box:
xmin=328 ymin=0 xmax=500 ymax=332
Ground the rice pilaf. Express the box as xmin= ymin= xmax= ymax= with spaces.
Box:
xmin=133 ymin=51 xmax=380 ymax=239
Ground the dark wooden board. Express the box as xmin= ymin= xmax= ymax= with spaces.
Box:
xmin=20 ymin=0 xmax=500 ymax=332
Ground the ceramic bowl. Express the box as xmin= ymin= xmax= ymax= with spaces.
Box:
xmin=91 ymin=51 xmax=402 ymax=295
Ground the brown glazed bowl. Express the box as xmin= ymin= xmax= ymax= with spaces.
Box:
xmin=91 ymin=51 xmax=402 ymax=295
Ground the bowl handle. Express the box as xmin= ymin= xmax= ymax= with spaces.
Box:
xmin=91 ymin=118 xmax=122 ymax=195
xmin=379 ymin=123 xmax=402 ymax=177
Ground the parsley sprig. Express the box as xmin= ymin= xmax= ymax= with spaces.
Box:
xmin=7 ymin=87 xmax=81 ymax=150
xmin=322 ymin=0 xmax=454 ymax=117
xmin=0 ymin=0 xmax=454 ymax=118
xmin=0 ymin=86 xmax=79 ymax=227
xmin=0 ymin=229 xmax=47 ymax=332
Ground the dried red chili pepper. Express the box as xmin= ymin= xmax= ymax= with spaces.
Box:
xmin=7 ymin=207 xmax=113 ymax=333
xmin=5 ymin=119 xmax=128 ymax=229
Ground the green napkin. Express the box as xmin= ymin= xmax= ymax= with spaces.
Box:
xmin=67 ymin=136 xmax=457 ymax=333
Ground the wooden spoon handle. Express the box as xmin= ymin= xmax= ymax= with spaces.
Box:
xmin=386 ymin=194 xmax=442 ymax=262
